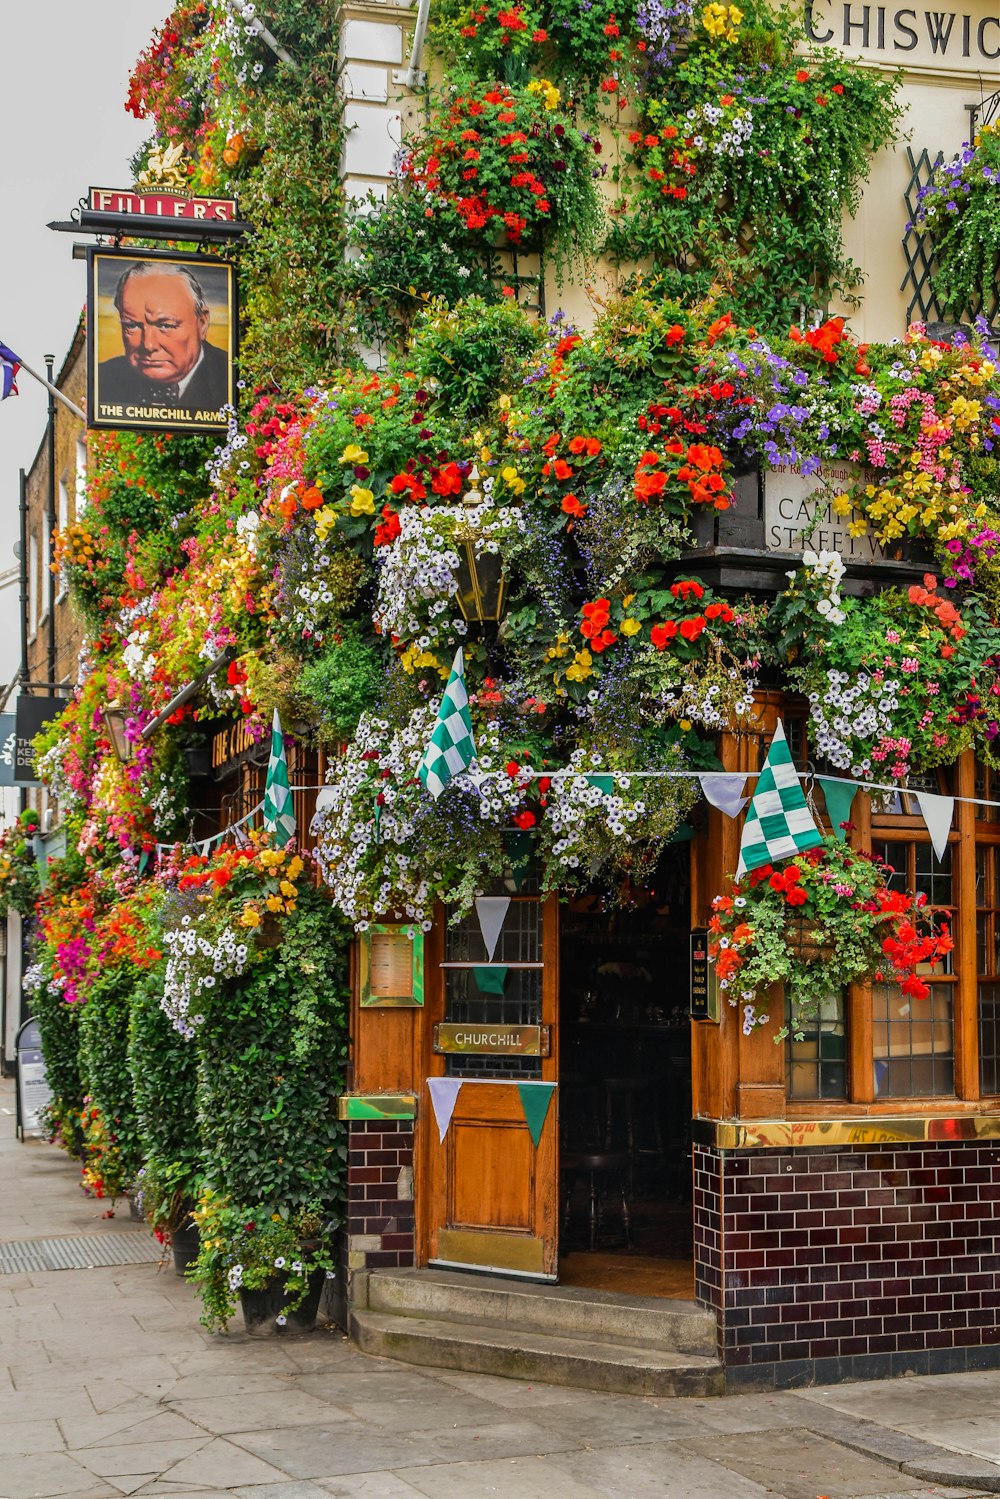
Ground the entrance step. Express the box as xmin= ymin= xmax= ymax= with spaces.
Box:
xmin=351 ymin=1268 xmax=724 ymax=1397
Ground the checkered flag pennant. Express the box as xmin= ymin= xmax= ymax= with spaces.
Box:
xmin=418 ymin=648 xmax=477 ymax=800
xmin=736 ymin=720 xmax=823 ymax=877
xmin=263 ymin=709 xmax=296 ymax=848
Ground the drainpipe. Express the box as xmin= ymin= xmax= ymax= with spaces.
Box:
xmin=396 ymin=0 xmax=431 ymax=89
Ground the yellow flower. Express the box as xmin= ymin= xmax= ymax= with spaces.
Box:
xmin=528 ymin=77 xmax=561 ymax=110
xmin=340 ymin=444 xmax=369 ymax=465
xmin=314 ymin=506 xmax=338 ymax=542
xmin=565 ymin=648 xmax=594 ymax=682
xmin=259 ymin=848 xmax=286 ymax=869
xmin=265 ymin=894 xmax=284 ymax=913
xmin=287 ymin=856 xmax=304 ymax=880
xmin=240 ymin=907 xmax=261 ymax=928
xmin=620 ymin=617 xmax=642 ymax=637
xmin=498 ymin=394 xmax=511 ymax=410
xmin=832 ymin=492 xmax=852 ymax=516
xmin=680 ymin=719 xmax=693 ymax=732
xmin=349 ymin=485 xmax=375 ymax=517
xmin=501 ymin=465 xmax=525 ymax=496
xmin=279 ymin=880 xmax=297 ymax=899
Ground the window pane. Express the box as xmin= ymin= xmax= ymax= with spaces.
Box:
xmin=980 ymin=980 xmax=1000 ymax=1096
xmin=872 ymin=981 xmax=954 ymax=1096
xmin=787 ymin=990 xmax=847 ymax=1100
xmin=913 ymin=841 xmax=952 ymax=905
xmin=875 ymin=841 xmax=908 ymax=891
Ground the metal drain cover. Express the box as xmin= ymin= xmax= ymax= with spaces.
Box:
xmin=0 ymin=1232 xmax=164 ymax=1274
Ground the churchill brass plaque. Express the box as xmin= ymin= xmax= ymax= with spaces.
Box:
xmin=433 ymin=1023 xmax=548 ymax=1056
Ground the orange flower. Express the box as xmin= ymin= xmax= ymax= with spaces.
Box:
xmin=299 ymin=486 xmax=323 ymax=510
xmin=553 ymin=458 xmax=573 ymax=480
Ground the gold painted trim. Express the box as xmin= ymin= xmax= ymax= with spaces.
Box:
xmin=435 ymin=1228 xmax=545 ymax=1274
xmin=700 ymin=1114 xmax=1000 ymax=1149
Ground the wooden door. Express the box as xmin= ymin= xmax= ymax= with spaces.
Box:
xmin=421 ymin=895 xmax=559 ymax=1279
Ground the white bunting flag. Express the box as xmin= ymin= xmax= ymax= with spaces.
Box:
xmin=915 ymin=791 xmax=954 ymax=862
xmin=427 ymin=1077 xmax=463 ymax=1141
xmin=699 ymin=773 xmax=749 ymax=818
xmin=475 ymin=895 xmax=510 ymax=961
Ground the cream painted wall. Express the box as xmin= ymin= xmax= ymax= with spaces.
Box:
xmin=339 ymin=0 xmax=999 ymax=341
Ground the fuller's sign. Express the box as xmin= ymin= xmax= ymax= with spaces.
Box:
xmin=88 ymin=188 xmax=238 ymax=222
xmin=764 ymin=461 xmax=892 ymax=563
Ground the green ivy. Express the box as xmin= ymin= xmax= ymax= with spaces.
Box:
xmin=128 ymin=968 xmax=201 ymax=1229
xmin=193 ymin=888 xmax=350 ymax=1214
xmin=77 ymin=964 xmax=143 ymax=1197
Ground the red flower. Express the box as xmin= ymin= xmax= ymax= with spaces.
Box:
xmin=553 ymin=458 xmax=573 ymax=480
xmin=562 ymin=493 xmax=587 ymax=518
xmin=514 ymin=810 xmax=537 ymax=829
xmin=671 ymin=580 xmax=705 ymax=601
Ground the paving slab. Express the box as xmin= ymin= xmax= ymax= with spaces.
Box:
xmin=545 ymin=1438 xmax=776 ymax=1498
xmin=316 ymin=1480 xmax=426 ymax=1499
xmin=391 ymin=1454 xmax=608 ymax=1498
xmin=69 ymin=1438 xmax=212 ymax=1480
xmin=0 ymin=1449 xmax=121 ymax=1499
xmin=156 ymin=1437 xmax=293 ymax=1488
xmin=678 ymin=1426 xmax=956 ymax=1499
xmin=228 ymin=1424 xmax=446 ymax=1481
xmin=164 ymin=1391 xmax=351 ymax=1437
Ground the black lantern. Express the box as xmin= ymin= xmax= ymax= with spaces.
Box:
xmin=453 ymin=466 xmax=507 ymax=625
xmin=101 ymin=702 xmax=134 ymax=765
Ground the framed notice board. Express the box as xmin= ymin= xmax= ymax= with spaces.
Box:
xmin=360 ymin=925 xmax=425 ymax=1007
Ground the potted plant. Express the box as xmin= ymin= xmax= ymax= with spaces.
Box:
xmin=912 ymin=123 xmax=1000 ymax=324
xmin=189 ymin=1192 xmax=336 ymax=1335
xmin=708 ymin=837 xmax=954 ymax=1038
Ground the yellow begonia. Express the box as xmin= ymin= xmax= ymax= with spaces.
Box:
xmin=565 ymin=649 xmax=593 ymax=682
xmin=545 ymin=632 xmax=571 ymax=661
xmin=240 ymin=907 xmax=261 ymax=928
xmin=620 ymin=617 xmax=642 ymax=637
xmin=350 ymin=485 xmax=375 ymax=517
xmin=265 ymin=894 xmax=284 ymax=913
xmin=314 ymin=506 xmax=338 ymax=542
xmin=340 ymin=444 xmax=369 ymax=464
xmin=401 ymin=646 xmax=440 ymax=675
xmin=279 ymin=880 xmax=297 ymax=899
xmin=702 ymin=2 xmax=741 ymax=39
xmin=287 ymin=856 xmax=304 ymax=880
xmin=527 ymin=77 xmax=561 ymax=110
xmin=501 ymin=465 xmax=526 ymax=496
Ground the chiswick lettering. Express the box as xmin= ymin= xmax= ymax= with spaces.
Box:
xmin=805 ymin=1 xmax=1000 ymax=62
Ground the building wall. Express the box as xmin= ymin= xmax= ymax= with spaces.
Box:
xmin=346 ymin=1119 xmax=416 ymax=1274
xmin=24 ymin=325 xmax=87 ymax=700
xmin=339 ymin=0 xmax=998 ymax=343
xmin=694 ymin=1138 xmax=1000 ymax=1387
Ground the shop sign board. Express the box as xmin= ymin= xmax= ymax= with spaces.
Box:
xmin=360 ymin=925 xmax=425 ymax=1007
xmin=88 ymin=188 xmax=238 ymax=222
xmin=14 ymin=696 xmax=63 ymax=784
xmin=764 ymin=461 xmax=892 ymax=563
xmin=16 ymin=1018 xmax=52 ymax=1138
xmin=433 ymin=1023 xmax=548 ymax=1056
xmin=690 ymin=928 xmax=720 ymax=1022
xmin=0 ymin=714 xmax=17 ymax=787
xmin=87 ymin=248 xmax=237 ymax=435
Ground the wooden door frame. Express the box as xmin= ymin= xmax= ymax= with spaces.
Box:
xmin=415 ymin=893 xmax=560 ymax=1271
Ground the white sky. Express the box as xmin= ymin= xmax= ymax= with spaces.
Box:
xmin=0 ymin=2 xmax=168 ymax=563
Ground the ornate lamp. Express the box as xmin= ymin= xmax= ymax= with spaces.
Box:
xmin=101 ymin=702 xmax=134 ymax=766
xmin=453 ymin=466 xmax=507 ymax=625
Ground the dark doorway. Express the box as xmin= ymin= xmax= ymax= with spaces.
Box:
xmin=558 ymin=846 xmax=694 ymax=1298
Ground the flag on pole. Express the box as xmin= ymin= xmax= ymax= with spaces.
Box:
xmin=0 ymin=342 xmax=21 ymax=401
xmin=418 ymin=647 xmax=477 ymax=799
xmin=736 ymin=720 xmax=823 ymax=877
xmin=263 ymin=709 xmax=296 ymax=847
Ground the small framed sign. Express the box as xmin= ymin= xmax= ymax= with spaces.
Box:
xmin=360 ymin=925 xmax=425 ymax=1008
xmin=690 ymin=928 xmax=720 ymax=1023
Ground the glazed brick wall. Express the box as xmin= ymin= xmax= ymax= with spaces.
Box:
xmin=346 ymin=1120 xmax=415 ymax=1271
xmin=693 ymin=1139 xmax=1000 ymax=1388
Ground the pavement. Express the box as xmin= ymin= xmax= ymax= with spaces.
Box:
xmin=2 ymin=1073 xmax=1000 ymax=1499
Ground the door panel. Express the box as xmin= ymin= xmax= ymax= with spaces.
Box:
xmin=422 ymin=894 xmax=559 ymax=1279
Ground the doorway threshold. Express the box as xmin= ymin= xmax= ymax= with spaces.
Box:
xmin=350 ymin=1265 xmax=722 ymax=1397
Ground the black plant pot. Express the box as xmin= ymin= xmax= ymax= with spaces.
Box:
xmin=239 ymin=1265 xmax=326 ymax=1336
xmin=171 ymin=1211 xmax=200 ymax=1278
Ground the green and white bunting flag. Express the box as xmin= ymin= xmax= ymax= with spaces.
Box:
xmin=418 ymin=647 xmax=477 ymax=799
xmin=263 ymin=709 xmax=296 ymax=848
xmin=736 ymin=720 xmax=822 ymax=877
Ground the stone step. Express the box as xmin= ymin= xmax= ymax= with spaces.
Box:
xmin=362 ymin=1267 xmax=717 ymax=1356
xmin=351 ymin=1308 xmax=725 ymax=1398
